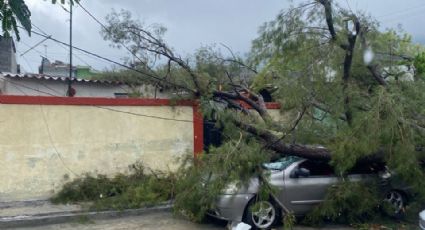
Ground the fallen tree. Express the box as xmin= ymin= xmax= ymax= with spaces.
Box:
xmin=99 ymin=0 xmax=425 ymax=225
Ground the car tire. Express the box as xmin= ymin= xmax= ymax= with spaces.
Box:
xmin=383 ymin=190 xmax=407 ymax=218
xmin=243 ymin=198 xmax=280 ymax=230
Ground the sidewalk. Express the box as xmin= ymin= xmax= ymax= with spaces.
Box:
xmin=0 ymin=200 xmax=172 ymax=229
xmin=0 ymin=200 xmax=84 ymax=218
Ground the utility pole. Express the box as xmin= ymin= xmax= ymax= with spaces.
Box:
xmin=67 ymin=1 xmax=73 ymax=97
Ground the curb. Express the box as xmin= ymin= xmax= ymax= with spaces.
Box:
xmin=0 ymin=203 xmax=172 ymax=229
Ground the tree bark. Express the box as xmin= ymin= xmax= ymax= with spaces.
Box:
xmin=233 ymin=119 xmax=332 ymax=161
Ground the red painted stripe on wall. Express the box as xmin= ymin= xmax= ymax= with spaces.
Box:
xmin=0 ymin=95 xmax=280 ymax=108
xmin=236 ymin=100 xmax=281 ymax=110
xmin=265 ymin=102 xmax=281 ymax=109
xmin=0 ymin=95 xmax=195 ymax=106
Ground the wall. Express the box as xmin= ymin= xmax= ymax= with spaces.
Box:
xmin=0 ymin=96 xmax=199 ymax=202
xmin=2 ymin=78 xmax=128 ymax=98
xmin=0 ymin=95 xmax=280 ymax=202
xmin=0 ymin=77 xmax=172 ymax=98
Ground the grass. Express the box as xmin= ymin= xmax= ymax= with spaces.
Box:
xmin=51 ymin=162 xmax=176 ymax=211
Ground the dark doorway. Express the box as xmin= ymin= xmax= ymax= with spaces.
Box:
xmin=259 ymin=89 xmax=273 ymax=102
xmin=203 ymin=120 xmax=223 ymax=152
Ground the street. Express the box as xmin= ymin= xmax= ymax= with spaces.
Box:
xmin=13 ymin=211 xmax=354 ymax=230
xmin=14 ymin=211 xmax=225 ymax=230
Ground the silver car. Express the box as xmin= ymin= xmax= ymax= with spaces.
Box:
xmin=420 ymin=209 xmax=425 ymax=230
xmin=209 ymin=157 xmax=407 ymax=229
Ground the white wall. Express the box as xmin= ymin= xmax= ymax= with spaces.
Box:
xmin=1 ymin=78 xmax=128 ymax=98
xmin=0 ymin=77 xmax=174 ymax=98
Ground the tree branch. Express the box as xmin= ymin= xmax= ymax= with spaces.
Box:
xmin=367 ymin=65 xmax=388 ymax=86
xmin=319 ymin=0 xmax=337 ymax=41
xmin=123 ymin=26 xmax=203 ymax=95
xmin=213 ymin=91 xmax=272 ymax=121
xmin=233 ymin=119 xmax=332 ymax=161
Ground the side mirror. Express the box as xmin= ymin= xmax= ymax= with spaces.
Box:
xmin=291 ymin=167 xmax=310 ymax=178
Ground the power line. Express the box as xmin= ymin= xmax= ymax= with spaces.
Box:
xmin=18 ymin=32 xmax=93 ymax=69
xmin=20 ymin=36 xmax=51 ymax=57
xmin=25 ymin=28 xmax=192 ymax=92
xmin=39 ymin=104 xmax=77 ymax=176
xmin=76 ymin=1 xmax=149 ymax=68
xmin=20 ymin=41 xmax=45 ymax=57
xmin=21 ymin=56 xmax=35 ymax=73
xmin=1 ymin=78 xmax=27 ymax=95
xmin=31 ymin=23 xmax=93 ymax=68
xmin=0 ymin=76 xmax=77 ymax=175
xmin=2 ymin=77 xmax=58 ymax=96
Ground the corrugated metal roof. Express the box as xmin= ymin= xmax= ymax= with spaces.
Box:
xmin=0 ymin=73 xmax=124 ymax=85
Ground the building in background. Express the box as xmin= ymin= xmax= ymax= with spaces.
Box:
xmin=76 ymin=65 xmax=100 ymax=79
xmin=0 ymin=36 xmax=19 ymax=74
xmin=38 ymin=57 xmax=100 ymax=79
xmin=38 ymin=57 xmax=75 ymax=78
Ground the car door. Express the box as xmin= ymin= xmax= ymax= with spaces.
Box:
xmin=281 ymin=160 xmax=339 ymax=215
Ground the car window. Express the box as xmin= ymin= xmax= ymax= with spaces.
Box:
xmin=263 ymin=156 xmax=302 ymax=170
xmin=348 ymin=162 xmax=385 ymax=174
xmin=298 ymin=160 xmax=334 ymax=177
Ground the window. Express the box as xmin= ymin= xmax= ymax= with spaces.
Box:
xmin=298 ymin=160 xmax=334 ymax=177
xmin=114 ymin=93 xmax=129 ymax=98
xmin=348 ymin=162 xmax=385 ymax=174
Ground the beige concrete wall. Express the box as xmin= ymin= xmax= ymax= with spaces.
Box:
xmin=268 ymin=109 xmax=292 ymax=122
xmin=0 ymin=104 xmax=193 ymax=202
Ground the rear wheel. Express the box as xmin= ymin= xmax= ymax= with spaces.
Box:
xmin=384 ymin=190 xmax=406 ymax=217
xmin=243 ymin=199 xmax=280 ymax=229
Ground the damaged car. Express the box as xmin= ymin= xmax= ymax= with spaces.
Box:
xmin=208 ymin=157 xmax=409 ymax=229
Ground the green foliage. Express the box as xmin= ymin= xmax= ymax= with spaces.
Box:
xmin=78 ymin=1 xmax=425 ymax=227
xmin=305 ymin=181 xmax=381 ymax=225
xmin=246 ymin=1 xmax=425 ymax=225
xmin=414 ymin=52 xmax=425 ymax=79
xmin=101 ymin=10 xmax=255 ymax=93
xmin=93 ymin=68 xmax=153 ymax=86
xmin=173 ymin=138 xmax=272 ymax=222
xmin=283 ymin=212 xmax=296 ymax=230
xmin=51 ymin=162 xmax=176 ymax=210
xmin=0 ymin=0 xmax=31 ymax=40
xmin=0 ymin=0 xmax=80 ymax=40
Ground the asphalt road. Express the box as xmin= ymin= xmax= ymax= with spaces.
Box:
xmin=14 ymin=211 xmax=354 ymax=230
xmin=14 ymin=211 xmax=225 ymax=230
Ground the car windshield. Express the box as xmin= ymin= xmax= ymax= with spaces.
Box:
xmin=263 ymin=156 xmax=302 ymax=170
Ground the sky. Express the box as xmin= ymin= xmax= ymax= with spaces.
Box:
xmin=14 ymin=0 xmax=425 ymax=74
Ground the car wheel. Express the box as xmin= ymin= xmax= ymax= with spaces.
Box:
xmin=243 ymin=199 xmax=279 ymax=229
xmin=384 ymin=190 xmax=406 ymax=215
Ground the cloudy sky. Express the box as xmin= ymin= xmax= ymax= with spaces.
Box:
xmin=15 ymin=0 xmax=425 ymax=73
